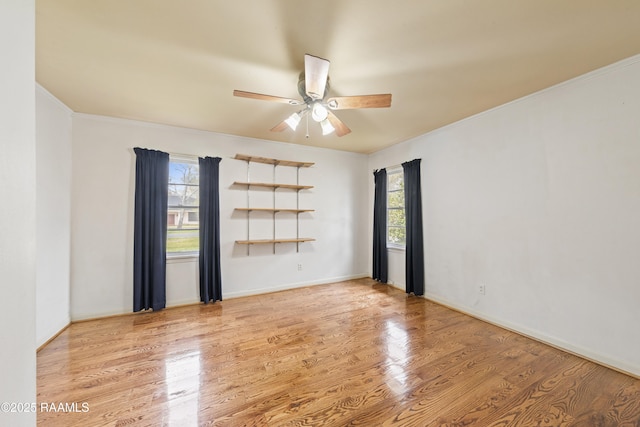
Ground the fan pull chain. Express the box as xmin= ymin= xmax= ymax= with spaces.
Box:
xmin=305 ymin=113 xmax=310 ymax=139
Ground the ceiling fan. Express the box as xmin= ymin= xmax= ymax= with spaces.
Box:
xmin=233 ymin=54 xmax=392 ymax=137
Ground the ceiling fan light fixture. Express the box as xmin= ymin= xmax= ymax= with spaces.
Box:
xmin=284 ymin=112 xmax=301 ymax=130
xmin=234 ymin=54 xmax=390 ymax=138
xmin=311 ymin=102 xmax=328 ymax=122
xmin=320 ymin=119 xmax=335 ymax=135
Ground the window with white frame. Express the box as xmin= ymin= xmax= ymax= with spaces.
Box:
xmin=167 ymin=156 xmax=199 ymax=255
xmin=387 ymin=168 xmax=406 ymax=248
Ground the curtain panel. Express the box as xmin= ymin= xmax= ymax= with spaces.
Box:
xmin=402 ymin=159 xmax=424 ymax=296
xmin=372 ymin=168 xmax=388 ymax=283
xmin=133 ymin=147 xmax=169 ymax=311
xmin=199 ymin=156 xmax=223 ymax=303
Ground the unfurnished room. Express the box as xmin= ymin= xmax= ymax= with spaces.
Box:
xmin=1 ymin=1 xmax=640 ymax=426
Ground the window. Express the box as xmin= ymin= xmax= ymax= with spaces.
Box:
xmin=167 ymin=157 xmax=199 ymax=255
xmin=387 ymin=168 xmax=406 ymax=247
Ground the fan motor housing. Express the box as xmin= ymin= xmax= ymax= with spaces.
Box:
xmin=298 ymin=72 xmax=330 ymax=103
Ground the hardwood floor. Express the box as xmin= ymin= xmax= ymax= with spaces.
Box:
xmin=37 ymin=278 xmax=640 ymax=426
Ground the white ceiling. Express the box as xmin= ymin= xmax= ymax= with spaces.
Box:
xmin=36 ymin=1 xmax=640 ymax=154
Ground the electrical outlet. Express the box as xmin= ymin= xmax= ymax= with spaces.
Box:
xmin=297 ymin=263 xmax=302 ymax=271
xmin=479 ymin=284 xmax=486 ymax=295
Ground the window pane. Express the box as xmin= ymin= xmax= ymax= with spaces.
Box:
xmin=169 ymin=162 xmax=200 ymax=207
xmin=387 ymin=168 xmax=406 ymax=247
xmin=388 ymin=226 xmax=406 ymax=245
xmin=388 ymin=171 xmax=404 ymax=191
xmin=168 ymin=160 xmax=199 ymax=254
xmin=388 ymin=208 xmax=406 ymax=227
xmin=169 ymin=162 xmax=199 ymax=185
xmin=169 ymin=184 xmax=199 ymax=208
xmin=388 ymin=190 xmax=404 ymax=208
xmin=167 ymin=225 xmax=199 ymax=253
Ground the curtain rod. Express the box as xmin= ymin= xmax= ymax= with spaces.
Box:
xmin=168 ymin=151 xmax=198 ymax=159
xmin=376 ymin=163 xmax=402 ymax=171
xmin=169 ymin=152 xmax=222 ymax=161
xmin=376 ymin=158 xmax=421 ymax=172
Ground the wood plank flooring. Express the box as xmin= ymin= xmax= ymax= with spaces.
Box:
xmin=37 ymin=278 xmax=640 ymax=426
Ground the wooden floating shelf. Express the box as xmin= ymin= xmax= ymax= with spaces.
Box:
xmin=234 ymin=154 xmax=314 ymax=168
xmin=234 ymin=153 xmax=314 ymax=254
xmin=234 ymin=208 xmax=315 ymax=213
xmin=233 ymin=181 xmax=313 ymax=190
xmin=235 ymin=238 xmax=316 ymax=245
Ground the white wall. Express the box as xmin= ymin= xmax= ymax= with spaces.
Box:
xmin=0 ymin=1 xmax=36 ymax=426
xmin=36 ymin=85 xmax=72 ymax=347
xmin=369 ymin=55 xmax=640 ymax=376
xmin=70 ymin=114 xmax=369 ymax=320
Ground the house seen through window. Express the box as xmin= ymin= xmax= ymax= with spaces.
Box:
xmin=167 ymin=158 xmax=199 ymax=254
xmin=387 ymin=168 xmax=406 ymax=247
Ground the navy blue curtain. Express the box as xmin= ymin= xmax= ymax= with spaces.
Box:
xmin=133 ymin=147 xmax=169 ymax=311
xmin=199 ymin=156 xmax=223 ymax=303
xmin=402 ymin=159 xmax=424 ymax=296
xmin=372 ymin=169 xmax=388 ymax=283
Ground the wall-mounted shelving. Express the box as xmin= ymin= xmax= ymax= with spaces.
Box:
xmin=234 ymin=153 xmax=314 ymax=168
xmin=233 ymin=154 xmax=314 ymax=253
xmin=234 ymin=208 xmax=314 ymax=214
xmin=235 ymin=237 xmax=316 ymax=245
xmin=232 ymin=181 xmax=313 ymax=190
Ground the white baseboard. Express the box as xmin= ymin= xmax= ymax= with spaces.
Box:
xmin=37 ymin=319 xmax=71 ymax=350
xmin=70 ymin=274 xmax=370 ymax=321
xmin=424 ymin=292 xmax=639 ymax=379
xmin=223 ymin=273 xmax=370 ymax=299
xmin=52 ymin=278 xmax=640 ymax=378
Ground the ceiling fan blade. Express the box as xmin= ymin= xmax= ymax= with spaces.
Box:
xmin=270 ymin=120 xmax=289 ymax=132
xmin=327 ymin=111 xmax=351 ymax=137
xmin=327 ymin=94 xmax=392 ymax=110
xmin=304 ymin=54 xmax=330 ymax=100
xmin=233 ymin=90 xmax=303 ymax=105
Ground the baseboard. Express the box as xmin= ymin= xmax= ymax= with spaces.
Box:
xmin=424 ymin=292 xmax=639 ymax=379
xmin=70 ymin=274 xmax=370 ymax=322
xmin=37 ymin=322 xmax=71 ymax=352
xmin=223 ymin=273 xmax=370 ymax=299
xmin=386 ymin=281 xmax=405 ymax=291
xmin=71 ymin=308 xmax=134 ymax=322
xmin=42 ymin=278 xmax=639 ymax=379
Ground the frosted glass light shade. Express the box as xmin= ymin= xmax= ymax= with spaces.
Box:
xmin=311 ymin=102 xmax=328 ymax=122
xmin=285 ymin=112 xmax=301 ymax=130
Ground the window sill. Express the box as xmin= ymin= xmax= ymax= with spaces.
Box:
xmin=387 ymin=245 xmax=406 ymax=253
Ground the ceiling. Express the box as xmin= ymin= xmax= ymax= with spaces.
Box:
xmin=36 ymin=1 xmax=640 ymax=154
